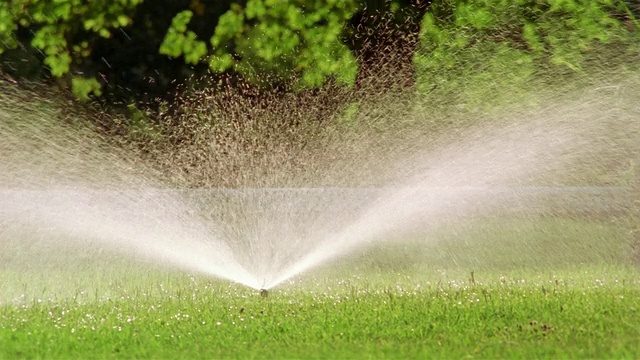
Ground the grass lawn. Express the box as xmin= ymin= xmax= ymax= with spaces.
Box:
xmin=1 ymin=214 xmax=639 ymax=359
xmin=1 ymin=267 xmax=639 ymax=359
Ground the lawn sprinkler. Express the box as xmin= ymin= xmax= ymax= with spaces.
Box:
xmin=258 ymin=279 xmax=269 ymax=297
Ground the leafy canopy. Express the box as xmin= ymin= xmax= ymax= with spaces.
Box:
xmin=1 ymin=0 xmax=359 ymax=100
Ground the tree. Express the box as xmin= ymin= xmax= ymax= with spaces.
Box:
xmin=162 ymin=0 xmax=359 ymax=88
xmin=1 ymin=0 xmax=635 ymax=103
xmin=0 ymin=0 xmax=368 ymax=101
xmin=0 ymin=0 xmax=143 ymax=100
xmin=413 ymin=0 xmax=639 ymax=109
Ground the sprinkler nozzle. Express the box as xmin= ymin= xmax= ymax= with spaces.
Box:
xmin=259 ymin=288 xmax=269 ymax=297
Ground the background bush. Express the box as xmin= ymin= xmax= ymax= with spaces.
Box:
xmin=0 ymin=0 xmax=423 ymax=101
xmin=414 ymin=0 xmax=640 ymax=111
xmin=0 ymin=0 xmax=637 ymax=104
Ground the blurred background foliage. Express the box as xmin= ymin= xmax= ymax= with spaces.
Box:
xmin=0 ymin=0 xmax=637 ymax=104
xmin=415 ymin=0 xmax=640 ymax=110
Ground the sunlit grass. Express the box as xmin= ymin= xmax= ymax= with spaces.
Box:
xmin=1 ymin=265 xmax=639 ymax=359
xmin=1 ymin=213 xmax=639 ymax=359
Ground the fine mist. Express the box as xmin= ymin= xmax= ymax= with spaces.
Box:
xmin=1 ymin=68 xmax=639 ymax=298
xmin=0 ymin=99 xmax=262 ymax=289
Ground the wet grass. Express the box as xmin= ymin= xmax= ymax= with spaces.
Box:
xmin=1 ymin=213 xmax=639 ymax=359
xmin=1 ymin=266 xmax=639 ymax=359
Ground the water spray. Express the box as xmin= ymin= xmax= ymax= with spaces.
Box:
xmin=0 ymin=67 xmax=638 ymax=301
xmin=258 ymin=279 xmax=268 ymax=297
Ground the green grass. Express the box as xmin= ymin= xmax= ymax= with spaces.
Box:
xmin=1 ymin=267 xmax=639 ymax=359
xmin=1 ymin=214 xmax=639 ymax=359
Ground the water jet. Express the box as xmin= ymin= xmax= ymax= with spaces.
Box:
xmin=0 ymin=73 xmax=638 ymax=300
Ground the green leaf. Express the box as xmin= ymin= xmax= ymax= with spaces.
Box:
xmin=44 ymin=52 xmax=72 ymax=77
xmin=71 ymin=76 xmax=103 ymax=101
xmin=98 ymin=28 xmax=111 ymax=38
xmin=209 ymin=53 xmax=233 ymax=72
xmin=171 ymin=10 xmax=193 ymax=33
xmin=159 ymin=32 xmax=185 ymax=58
xmin=245 ymin=0 xmax=266 ymax=19
xmin=211 ymin=4 xmax=245 ymax=48
xmin=117 ymin=15 xmax=131 ymax=27
xmin=53 ymin=3 xmax=72 ymax=20
xmin=83 ymin=19 xmax=96 ymax=30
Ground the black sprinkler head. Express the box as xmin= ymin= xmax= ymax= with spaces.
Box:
xmin=259 ymin=288 xmax=269 ymax=297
